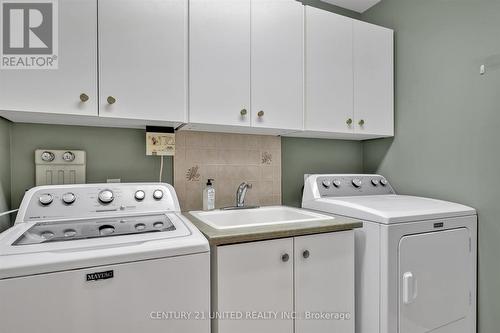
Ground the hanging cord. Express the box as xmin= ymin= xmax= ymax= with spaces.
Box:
xmin=0 ymin=209 xmax=18 ymax=218
xmin=159 ymin=155 xmax=164 ymax=183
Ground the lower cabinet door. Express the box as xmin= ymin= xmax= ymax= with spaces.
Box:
xmin=216 ymin=238 xmax=294 ymax=333
xmin=294 ymin=231 xmax=355 ymax=333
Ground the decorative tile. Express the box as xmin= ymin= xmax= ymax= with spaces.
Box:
xmin=174 ymin=131 xmax=282 ymax=211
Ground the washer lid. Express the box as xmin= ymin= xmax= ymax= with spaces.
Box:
xmin=305 ymin=195 xmax=476 ymax=224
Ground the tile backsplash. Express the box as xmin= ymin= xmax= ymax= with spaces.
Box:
xmin=174 ymin=131 xmax=281 ymax=211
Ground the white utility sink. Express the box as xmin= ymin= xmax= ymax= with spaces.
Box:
xmin=189 ymin=206 xmax=332 ymax=230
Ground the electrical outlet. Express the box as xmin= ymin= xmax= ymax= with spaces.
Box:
xmin=146 ymin=132 xmax=175 ymax=156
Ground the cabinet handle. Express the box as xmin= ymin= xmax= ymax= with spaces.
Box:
xmin=107 ymin=96 xmax=116 ymax=105
xmin=302 ymin=250 xmax=310 ymax=259
xmin=79 ymin=93 xmax=89 ymax=103
xmin=346 ymin=118 xmax=353 ymax=125
xmin=257 ymin=111 xmax=265 ymax=118
xmin=281 ymin=253 xmax=290 ymax=262
xmin=240 ymin=109 xmax=247 ymax=116
xmin=358 ymin=119 xmax=365 ymax=126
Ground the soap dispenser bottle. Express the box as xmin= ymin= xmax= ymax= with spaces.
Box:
xmin=203 ymin=179 xmax=215 ymax=211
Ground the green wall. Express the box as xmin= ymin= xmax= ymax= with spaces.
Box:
xmin=9 ymin=123 xmax=173 ymax=210
xmin=362 ymin=1 xmax=500 ymax=331
xmin=0 ymin=118 xmax=11 ymax=230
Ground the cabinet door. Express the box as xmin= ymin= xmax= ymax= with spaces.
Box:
xmin=294 ymin=231 xmax=355 ymax=333
xmin=353 ymin=20 xmax=394 ymax=136
xmin=216 ymin=239 xmax=294 ymax=333
xmin=251 ymin=0 xmax=303 ymax=131
xmin=305 ymin=6 xmax=353 ymax=133
xmin=0 ymin=0 xmax=97 ymax=116
xmin=190 ymin=0 xmax=251 ymax=127
xmin=98 ymin=0 xmax=187 ymax=122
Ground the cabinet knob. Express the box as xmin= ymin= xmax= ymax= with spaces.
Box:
xmin=358 ymin=119 xmax=365 ymax=126
xmin=302 ymin=250 xmax=310 ymax=259
xmin=346 ymin=118 xmax=353 ymax=125
xmin=281 ymin=253 xmax=290 ymax=262
xmin=240 ymin=109 xmax=247 ymax=116
xmin=257 ymin=111 xmax=265 ymax=118
xmin=107 ymin=96 xmax=116 ymax=105
xmin=79 ymin=93 xmax=89 ymax=103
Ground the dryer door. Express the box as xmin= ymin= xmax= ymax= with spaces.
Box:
xmin=398 ymin=228 xmax=472 ymax=333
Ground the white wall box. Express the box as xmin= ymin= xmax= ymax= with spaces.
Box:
xmin=287 ymin=8 xmax=393 ymax=140
xmin=353 ymin=20 xmax=394 ymax=137
xmin=185 ymin=0 xmax=303 ymax=135
xmin=98 ymin=0 xmax=187 ymax=123
xmin=0 ymin=0 xmax=98 ymax=117
xmin=0 ymin=0 xmax=186 ymax=129
xmin=213 ymin=231 xmax=354 ymax=333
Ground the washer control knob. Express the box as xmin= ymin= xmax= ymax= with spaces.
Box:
xmin=380 ymin=179 xmax=388 ymax=186
xmin=153 ymin=189 xmax=164 ymax=200
xmin=62 ymin=192 xmax=76 ymax=205
xmin=98 ymin=190 xmax=114 ymax=204
xmin=39 ymin=194 xmax=53 ymax=206
xmin=99 ymin=225 xmax=115 ymax=236
xmin=322 ymin=180 xmax=331 ymax=188
xmin=371 ymin=179 xmax=380 ymax=186
xmin=135 ymin=190 xmax=146 ymax=201
xmin=352 ymin=178 xmax=362 ymax=188
xmin=332 ymin=179 xmax=341 ymax=188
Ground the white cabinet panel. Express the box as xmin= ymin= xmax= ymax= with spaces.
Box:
xmin=189 ymin=0 xmax=251 ymax=127
xmin=98 ymin=0 xmax=187 ymax=122
xmin=399 ymin=229 xmax=471 ymax=333
xmin=216 ymin=238 xmax=294 ymax=333
xmin=0 ymin=0 xmax=97 ymax=116
xmin=305 ymin=6 xmax=353 ymax=133
xmin=353 ymin=20 xmax=393 ymax=136
xmin=294 ymin=231 xmax=355 ymax=333
xmin=251 ymin=0 xmax=303 ymax=131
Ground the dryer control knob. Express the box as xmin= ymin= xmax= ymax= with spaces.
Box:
xmin=371 ymin=179 xmax=380 ymax=186
xmin=352 ymin=178 xmax=362 ymax=188
xmin=39 ymin=194 xmax=53 ymax=206
xmin=380 ymin=179 xmax=388 ymax=186
xmin=153 ymin=189 xmax=164 ymax=200
xmin=332 ymin=180 xmax=341 ymax=188
xmin=98 ymin=190 xmax=114 ymax=204
xmin=322 ymin=180 xmax=331 ymax=188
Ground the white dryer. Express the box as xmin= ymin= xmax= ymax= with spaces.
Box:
xmin=0 ymin=183 xmax=210 ymax=333
xmin=302 ymin=174 xmax=477 ymax=333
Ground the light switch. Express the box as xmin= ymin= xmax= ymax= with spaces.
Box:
xmin=35 ymin=150 xmax=86 ymax=186
xmin=480 ymin=65 xmax=485 ymax=75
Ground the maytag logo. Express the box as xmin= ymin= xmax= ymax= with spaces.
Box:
xmin=0 ymin=0 xmax=58 ymax=69
xmin=86 ymin=270 xmax=114 ymax=282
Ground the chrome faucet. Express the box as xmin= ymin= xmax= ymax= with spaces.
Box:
xmin=236 ymin=182 xmax=252 ymax=208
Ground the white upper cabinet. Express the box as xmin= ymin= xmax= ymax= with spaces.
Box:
xmin=98 ymin=0 xmax=187 ymax=123
xmin=304 ymin=6 xmax=353 ymax=134
xmin=353 ymin=20 xmax=394 ymax=136
xmin=189 ymin=0 xmax=251 ymax=128
xmin=0 ymin=0 xmax=97 ymax=116
xmin=251 ymin=0 xmax=303 ymax=132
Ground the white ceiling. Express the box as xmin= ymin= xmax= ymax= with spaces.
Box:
xmin=319 ymin=0 xmax=381 ymax=13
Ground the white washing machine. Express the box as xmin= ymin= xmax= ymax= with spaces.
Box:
xmin=0 ymin=183 xmax=210 ymax=333
xmin=302 ymin=174 xmax=477 ymax=333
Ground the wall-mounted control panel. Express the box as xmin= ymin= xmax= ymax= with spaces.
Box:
xmin=307 ymin=174 xmax=396 ymax=197
xmin=35 ymin=150 xmax=86 ymax=186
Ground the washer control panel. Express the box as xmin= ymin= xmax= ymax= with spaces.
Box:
xmin=18 ymin=183 xmax=180 ymax=222
xmin=314 ymin=174 xmax=395 ymax=197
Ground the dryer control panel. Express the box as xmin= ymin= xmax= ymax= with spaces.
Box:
xmin=308 ymin=174 xmax=396 ymax=197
